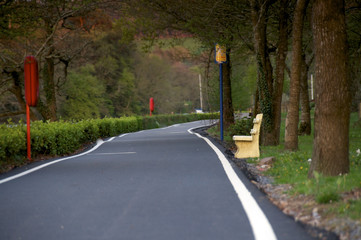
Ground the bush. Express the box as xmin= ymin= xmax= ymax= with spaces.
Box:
xmin=229 ymin=118 xmax=254 ymax=136
xmin=0 ymin=113 xmax=218 ymax=171
xmin=0 ymin=124 xmax=27 ymax=162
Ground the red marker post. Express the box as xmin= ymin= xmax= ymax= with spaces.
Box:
xmin=24 ymin=56 xmax=39 ymax=161
xmin=149 ymin=97 xmax=154 ymax=116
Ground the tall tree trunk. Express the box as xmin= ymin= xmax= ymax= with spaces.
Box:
xmin=251 ymin=0 xmax=276 ymax=146
xmin=273 ymin=0 xmax=289 ymax=145
xmin=309 ymin=0 xmax=351 ymax=177
xmin=37 ymin=57 xmax=57 ymax=121
xmin=251 ymin=0 xmax=288 ymax=146
xmin=45 ymin=56 xmax=57 ymax=121
xmin=222 ymin=48 xmax=234 ymax=128
xmin=285 ymin=0 xmax=309 ymax=151
xmin=299 ymin=54 xmax=311 ymax=135
xmin=34 ymin=20 xmax=58 ymax=121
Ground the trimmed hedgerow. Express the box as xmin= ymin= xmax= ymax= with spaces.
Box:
xmin=0 ymin=113 xmax=218 ymax=169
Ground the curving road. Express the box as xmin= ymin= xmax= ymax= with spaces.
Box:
xmin=0 ymin=120 xmax=315 ymax=240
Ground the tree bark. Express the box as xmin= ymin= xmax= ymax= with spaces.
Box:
xmin=299 ymin=54 xmax=311 ymax=135
xmin=251 ymin=0 xmax=275 ymax=145
xmin=222 ymin=48 xmax=234 ymax=128
xmin=37 ymin=22 xmax=58 ymax=121
xmin=273 ymin=0 xmax=289 ymax=145
xmin=251 ymin=0 xmax=288 ymax=146
xmin=45 ymin=56 xmax=57 ymax=121
xmin=309 ymin=0 xmax=351 ymax=177
xmin=285 ymin=0 xmax=309 ymax=151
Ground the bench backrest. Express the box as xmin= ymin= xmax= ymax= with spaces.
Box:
xmin=251 ymin=114 xmax=263 ymax=139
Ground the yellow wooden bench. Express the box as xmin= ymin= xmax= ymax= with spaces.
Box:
xmin=233 ymin=113 xmax=263 ymax=159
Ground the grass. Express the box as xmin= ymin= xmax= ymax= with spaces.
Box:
xmin=208 ymin=112 xmax=361 ymax=220
xmin=264 ymin=112 xmax=361 ymax=219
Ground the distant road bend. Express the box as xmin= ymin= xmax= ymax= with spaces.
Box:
xmin=0 ymin=120 xmax=315 ymax=240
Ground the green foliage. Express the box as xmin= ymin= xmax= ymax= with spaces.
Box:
xmin=232 ymin=58 xmax=258 ymax=111
xmin=207 ymin=117 xmax=253 ymax=143
xmin=60 ymin=65 xmax=105 ymax=120
xmin=0 ymin=113 xmax=218 ymax=172
xmin=228 ymin=118 xmax=254 ymax=136
xmin=0 ymin=124 xmax=27 ymax=161
xmin=256 ymin=55 xmax=273 ymax=131
xmin=316 ymin=191 xmax=340 ymax=204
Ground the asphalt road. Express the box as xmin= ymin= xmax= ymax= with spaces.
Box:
xmin=0 ymin=120 xmax=316 ymax=240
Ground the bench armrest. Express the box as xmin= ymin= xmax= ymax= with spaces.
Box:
xmin=233 ymin=135 xmax=253 ymax=141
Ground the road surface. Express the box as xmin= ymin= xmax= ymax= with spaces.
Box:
xmin=0 ymin=120 xmax=316 ymax=240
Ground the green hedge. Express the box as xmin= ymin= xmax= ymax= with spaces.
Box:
xmin=0 ymin=113 xmax=218 ymax=168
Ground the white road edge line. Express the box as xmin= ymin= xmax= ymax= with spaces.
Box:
xmin=106 ymin=137 xmax=116 ymax=142
xmin=88 ymin=152 xmax=136 ymax=155
xmin=116 ymin=133 xmax=128 ymax=139
xmin=161 ymin=123 xmax=180 ymax=130
xmin=188 ymin=127 xmax=277 ymax=240
xmin=0 ymin=134 xmax=128 ymax=185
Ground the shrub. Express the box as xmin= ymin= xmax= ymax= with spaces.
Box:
xmin=229 ymin=118 xmax=254 ymax=136
xmin=0 ymin=113 xmax=218 ymax=171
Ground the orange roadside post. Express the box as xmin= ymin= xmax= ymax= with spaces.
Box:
xmin=149 ymin=97 xmax=154 ymax=116
xmin=24 ymin=56 xmax=39 ymax=161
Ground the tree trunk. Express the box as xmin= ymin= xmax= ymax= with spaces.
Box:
xmin=251 ymin=0 xmax=288 ymax=146
xmin=273 ymin=0 xmax=289 ymax=145
xmin=45 ymin=56 xmax=57 ymax=121
xmin=309 ymin=0 xmax=351 ymax=177
xmin=36 ymin=37 xmax=58 ymax=121
xmin=222 ymin=48 xmax=234 ymax=128
xmin=251 ymin=0 xmax=276 ymax=146
xmin=37 ymin=58 xmax=57 ymax=121
xmin=285 ymin=0 xmax=309 ymax=151
xmin=299 ymin=54 xmax=311 ymax=135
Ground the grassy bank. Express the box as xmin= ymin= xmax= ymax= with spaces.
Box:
xmin=262 ymin=112 xmax=361 ymax=220
xmin=208 ymin=112 xmax=361 ymax=220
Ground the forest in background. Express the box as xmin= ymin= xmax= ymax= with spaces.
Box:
xmin=0 ymin=1 xmax=260 ymax=123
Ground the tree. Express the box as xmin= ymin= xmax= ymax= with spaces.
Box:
xmin=285 ymin=0 xmax=310 ymax=151
xmin=34 ymin=0 xmax=102 ymax=121
xmin=298 ymin=53 xmax=312 ymax=136
xmin=124 ymin=0 xmax=237 ymax=126
xmin=91 ymin=27 xmax=137 ymax=117
xmin=250 ymin=0 xmax=290 ymax=145
xmin=346 ymin=1 xmax=361 ymax=113
xmin=309 ymin=0 xmax=351 ymax=177
xmin=59 ymin=65 xmax=105 ymax=120
xmin=0 ymin=0 xmax=107 ymax=121
xmin=272 ymin=0 xmax=290 ymax=145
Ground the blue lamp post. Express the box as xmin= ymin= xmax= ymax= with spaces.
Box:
xmin=215 ymin=44 xmax=227 ymax=141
